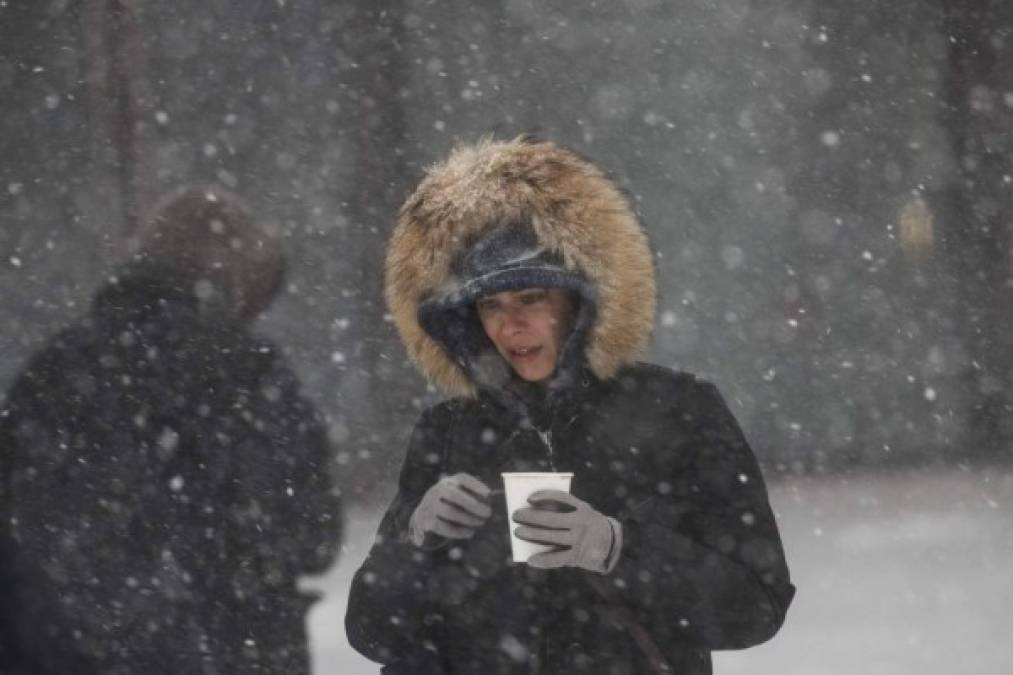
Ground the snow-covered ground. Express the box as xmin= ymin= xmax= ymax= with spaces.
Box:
xmin=302 ymin=466 xmax=1013 ymax=674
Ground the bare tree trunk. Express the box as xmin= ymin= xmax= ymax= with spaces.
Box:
xmin=340 ymin=0 xmax=419 ymax=497
xmin=939 ymin=0 xmax=1013 ymax=459
xmin=82 ymin=0 xmax=146 ymax=243
xmin=108 ymin=0 xmax=145 ymax=238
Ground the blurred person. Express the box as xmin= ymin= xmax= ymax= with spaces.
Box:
xmin=0 ymin=187 xmax=342 ymax=674
xmin=345 ymin=137 xmax=795 ymax=674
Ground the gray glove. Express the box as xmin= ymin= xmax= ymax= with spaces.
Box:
xmin=409 ymin=473 xmax=493 ymax=547
xmin=512 ymin=490 xmax=622 ymax=573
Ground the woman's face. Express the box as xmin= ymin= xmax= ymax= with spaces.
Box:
xmin=476 ymin=287 xmax=573 ymax=383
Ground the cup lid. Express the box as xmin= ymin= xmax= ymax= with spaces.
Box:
xmin=500 ymin=472 xmax=574 ymax=478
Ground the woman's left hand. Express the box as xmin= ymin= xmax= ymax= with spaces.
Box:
xmin=512 ymin=490 xmax=621 ymax=574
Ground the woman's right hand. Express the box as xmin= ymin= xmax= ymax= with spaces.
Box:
xmin=408 ymin=473 xmax=493 ymax=546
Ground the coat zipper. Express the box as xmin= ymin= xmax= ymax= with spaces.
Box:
xmin=535 ymin=412 xmax=579 ymax=472
xmin=531 ymin=414 xmax=579 ymax=671
xmin=536 ymin=428 xmax=557 ymax=471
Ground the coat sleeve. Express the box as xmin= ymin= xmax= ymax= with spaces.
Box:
xmin=609 ymin=380 xmax=795 ymax=650
xmin=344 ymin=404 xmax=453 ymax=673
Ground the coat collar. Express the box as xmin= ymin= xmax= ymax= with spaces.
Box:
xmin=476 ymin=365 xmax=601 ymax=433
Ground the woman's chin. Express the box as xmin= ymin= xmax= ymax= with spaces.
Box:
xmin=512 ymin=364 xmax=554 ymax=383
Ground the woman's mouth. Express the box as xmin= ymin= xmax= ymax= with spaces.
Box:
xmin=508 ymin=346 xmax=542 ymax=362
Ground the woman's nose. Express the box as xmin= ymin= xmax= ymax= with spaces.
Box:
xmin=502 ymin=308 xmax=527 ymax=333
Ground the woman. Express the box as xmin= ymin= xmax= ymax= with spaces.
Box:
xmin=346 ymin=137 xmax=794 ymax=674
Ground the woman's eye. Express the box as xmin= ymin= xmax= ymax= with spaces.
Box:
xmin=520 ymin=292 xmax=546 ymax=305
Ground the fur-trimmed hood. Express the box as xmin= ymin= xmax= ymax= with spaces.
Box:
xmin=386 ymin=137 xmax=656 ymax=397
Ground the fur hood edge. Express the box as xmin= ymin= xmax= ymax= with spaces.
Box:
xmin=385 ymin=136 xmax=657 ymax=396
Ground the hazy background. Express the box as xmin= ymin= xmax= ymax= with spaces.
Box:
xmin=3 ymin=1 xmax=1012 ymax=672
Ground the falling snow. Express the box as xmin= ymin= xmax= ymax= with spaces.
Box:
xmin=2 ymin=1 xmax=1012 ymax=673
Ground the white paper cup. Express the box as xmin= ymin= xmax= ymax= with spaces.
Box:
xmin=501 ymin=472 xmax=574 ymax=563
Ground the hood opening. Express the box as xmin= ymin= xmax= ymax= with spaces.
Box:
xmin=417 ymin=221 xmax=598 ymax=406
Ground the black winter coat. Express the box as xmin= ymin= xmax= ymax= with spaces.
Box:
xmin=0 ymin=264 xmax=342 ymax=674
xmin=346 ymin=364 xmax=794 ymax=674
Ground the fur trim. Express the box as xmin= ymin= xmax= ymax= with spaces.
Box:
xmin=386 ymin=137 xmax=656 ymax=396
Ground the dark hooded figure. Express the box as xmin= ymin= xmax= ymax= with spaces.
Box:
xmin=0 ymin=187 xmax=341 ymax=674
xmin=345 ymin=138 xmax=795 ymax=675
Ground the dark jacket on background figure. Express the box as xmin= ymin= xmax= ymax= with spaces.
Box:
xmin=346 ymin=138 xmax=794 ymax=674
xmin=0 ymin=263 xmax=342 ymax=674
